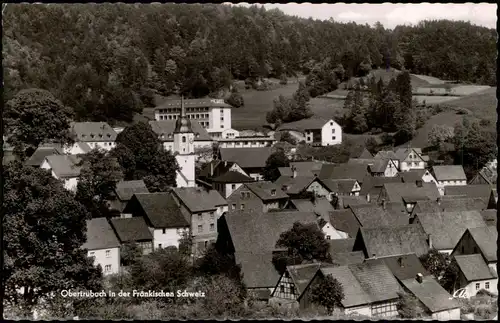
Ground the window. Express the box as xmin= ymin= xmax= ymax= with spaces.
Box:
xmin=326 ymin=235 xmax=331 ymax=240
xmin=462 ymin=246 xmax=465 ymax=253
xmin=163 ymin=228 xmax=166 ymax=234
xmin=271 ymin=189 xmax=276 ymax=196
xmin=232 ymin=203 xmax=236 ymax=210
xmin=210 ymin=212 xmax=215 ymax=219
xmin=210 ymin=223 xmax=215 ymax=231
xmin=241 ymin=204 xmax=245 ymax=210
xmin=240 ymin=192 xmax=245 ymax=198
xmin=231 ymin=184 xmax=236 ymax=190
xmin=290 ymin=285 xmax=295 ymax=295
xmin=332 ymin=136 xmax=336 ymax=140
xmin=330 ymin=122 xmax=333 ymax=126
xmin=198 ymin=214 xmax=202 ymax=221
xmin=474 ymin=247 xmax=478 ymax=253
xmin=280 ymin=285 xmax=284 ymax=293
xmin=158 ymin=244 xmax=162 ymax=249
xmin=204 ymin=240 xmax=208 ymax=248
xmin=105 ymin=265 xmax=112 ymax=273
xmin=182 ymin=136 xmax=186 ymax=143
xmin=486 ymin=282 xmax=490 ymax=289
xmin=332 ymin=128 xmax=335 ymax=133
xmin=198 ymin=225 xmax=203 ymax=233
xmin=89 ymin=252 xmax=95 ymax=257
xmin=220 ymin=117 xmax=224 ymax=121
xmin=220 ymin=125 xmax=224 ymax=128
xmin=476 ymin=283 xmax=480 ymax=290
xmin=105 ymin=250 xmax=111 ymax=258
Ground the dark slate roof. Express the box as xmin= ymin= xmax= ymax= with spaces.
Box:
xmin=348 ymin=261 xmax=402 ymax=303
xmin=445 ymin=184 xmax=493 ymax=199
xmin=287 ymin=263 xmax=322 ymax=297
xmin=374 ymin=150 xmax=398 ymax=160
xmin=279 ymin=161 xmax=328 ymax=177
xmin=365 ymin=253 xmax=429 ymax=281
xmin=432 ymin=165 xmax=467 ymax=181
xmin=467 ymin=226 xmax=497 ymax=262
xmin=349 ymin=204 xmax=409 ymax=228
xmin=319 ymin=265 xmax=372 ymax=307
xmin=328 ymin=238 xmax=356 ymax=254
xmin=411 ymin=197 xmax=488 ymax=217
xmin=25 ymin=146 xmax=64 ymax=167
xmin=290 ymin=198 xmax=335 ymax=218
xmin=398 ymin=169 xmax=427 ymax=183
xmin=219 ymin=147 xmax=272 ymax=169
xmin=115 ymin=180 xmax=149 ymax=201
xmin=319 ymin=178 xmax=358 ymax=195
xmin=357 ymin=148 xmax=374 ymax=159
xmin=359 ymin=175 xmax=402 ymax=196
xmin=212 ymin=171 xmax=254 ymax=183
xmin=155 ymin=97 xmax=232 ymax=109
xmin=318 ymin=163 xmax=368 ymax=183
xmin=454 ymin=254 xmax=497 ymax=282
xmin=382 ymin=182 xmax=440 ymax=203
xmin=45 ymin=155 xmax=82 ymax=178
xmin=331 ymin=251 xmax=365 ymax=266
xmin=401 ymin=276 xmax=460 ymax=313
xmin=172 ymin=187 xmax=227 ymax=212
xmin=274 ymin=176 xmax=316 ymax=195
xmin=395 ymin=147 xmax=425 ymax=162
xmin=358 ymin=225 xmax=430 ymax=258
xmin=415 ymin=211 xmax=486 ymax=250
xmin=81 ymin=218 xmax=121 ymax=250
xmin=224 ymin=210 xmax=318 ymax=288
xmin=340 ymin=196 xmax=371 ymax=208
xmin=276 ymin=117 xmax=330 ymax=132
xmin=245 ymin=181 xmax=289 ymax=201
xmin=71 ymin=122 xmax=117 ymax=142
xmin=348 ymin=158 xmax=389 ymax=174
xmin=480 ymin=210 xmax=497 ymax=227
xmin=133 ymin=193 xmax=190 ymax=228
xmin=149 ymin=120 xmax=212 ymax=142
xmin=329 ymin=210 xmax=361 ymax=237
xmin=110 ymin=217 xmax=154 ymax=243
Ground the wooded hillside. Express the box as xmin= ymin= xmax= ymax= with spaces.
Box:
xmin=3 ymin=4 xmax=496 ymax=124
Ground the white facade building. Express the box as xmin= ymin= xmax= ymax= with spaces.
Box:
xmin=276 ymin=118 xmax=342 ymax=147
xmin=68 ymin=122 xmax=118 ymax=153
xmin=82 ymin=218 xmax=121 ymax=276
xmin=40 ymin=155 xmax=81 ymax=192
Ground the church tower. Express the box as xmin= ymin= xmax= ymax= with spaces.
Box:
xmin=173 ymin=96 xmax=196 ymax=187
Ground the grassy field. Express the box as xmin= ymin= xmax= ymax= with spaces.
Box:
xmin=444 ymin=87 xmax=496 ymax=120
xmin=410 ymin=111 xmax=464 ymax=148
xmin=413 ymin=95 xmax=461 ymax=105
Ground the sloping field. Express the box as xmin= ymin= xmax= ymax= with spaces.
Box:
xmin=411 ymin=74 xmax=446 ymax=85
xmin=445 ymin=87 xmax=497 ymax=120
xmin=413 ymin=95 xmax=461 ymax=105
xmin=411 ymin=111 xmax=464 ymax=149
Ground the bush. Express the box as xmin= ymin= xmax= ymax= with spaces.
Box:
xmin=476 ymin=289 xmax=495 ymax=297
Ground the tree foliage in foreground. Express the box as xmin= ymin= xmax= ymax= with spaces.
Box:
xmin=310 ymin=274 xmax=345 ymax=315
xmin=262 ymin=149 xmax=290 ymax=182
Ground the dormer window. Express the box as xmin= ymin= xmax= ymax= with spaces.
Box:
xmin=168 ymin=134 xmax=172 ymax=138
xmin=271 ymin=189 xmax=276 ymax=196
xmin=99 ymin=134 xmax=103 ymax=138
xmin=182 ymin=136 xmax=186 ymax=143
xmin=107 ymin=133 xmax=111 ymax=138
xmin=82 ymin=134 xmax=86 ymax=138
xmin=90 ymin=134 xmax=95 ymax=138
xmin=196 ymin=133 xmax=200 ymax=138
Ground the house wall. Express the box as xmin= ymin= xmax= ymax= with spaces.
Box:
xmin=213 ymin=182 xmax=244 ymax=199
xmin=272 ymin=272 xmax=298 ymax=300
xmin=451 ymin=231 xmax=482 ymax=257
xmin=189 ymin=207 xmax=219 ymax=257
xmin=218 ymin=138 xmax=275 ymax=149
xmin=323 ymin=222 xmax=348 ymax=239
xmin=153 ymin=228 xmax=188 ymax=250
xmin=88 ymin=141 xmax=115 ymax=151
xmin=227 ymin=185 xmax=265 ymax=212
xmin=87 ymin=247 xmax=120 ymax=276
xmin=463 ymin=279 xmax=498 ymax=298
xmin=136 ymin=241 xmax=153 ymax=255
xmin=321 ymin=120 xmax=342 ymax=146
xmin=221 ymin=128 xmax=239 ymax=139
xmin=264 ymin=201 xmax=281 ymax=212
xmin=400 ymin=150 xmax=426 ymax=171
xmin=384 ymin=161 xmax=399 ymax=177
xmin=175 ymin=154 xmax=196 ymax=188
xmin=370 ymin=300 xmax=398 ymax=318
xmin=208 ymin=106 xmax=232 ymax=131
xmin=345 ymin=305 xmax=372 ymax=317
xmin=63 ymin=177 xmax=79 ymax=192
xmin=306 ymin=181 xmax=331 ymax=197
xmin=63 ymin=143 xmax=87 ymax=155
xmin=432 ymin=308 xmax=461 ymax=320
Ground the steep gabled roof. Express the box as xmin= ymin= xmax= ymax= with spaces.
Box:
xmin=318 ymin=163 xmax=368 ymax=183
xmin=290 ymin=198 xmax=335 ymax=218
xmin=454 ymin=254 xmax=497 ymax=282
xmin=331 ymin=251 xmax=365 ymax=266
xmin=401 ymin=276 xmax=460 ymax=313
xmin=327 ymin=238 xmax=356 ymax=255
xmin=382 ymin=182 xmax=440 ymax=203
xmin=44 ymin=154 xmax=82 ymax=178
xmin=274 ymin=175 xmax=317 ymax=195
xmin=319 ymin=178 xmax=358 ymax=194
xmin=82 ymin=218 xmax=121 ymax=251
xmin=394 ymin=147 xmax=425 ymax=162
xmin=329 ymin=210 xmax=361 ymax=238
xmin=349 ymin=204 xmax=409 ymax=228
xmin=359 ymin=175 xmax=402 ymax=196
xmin=411 ymin=197 xmax=487 ymax=217
xmin=172 ymin=187 xmax=227 ymax=212
xmin=357 ymin=148 xmax=373 ymax=159
xmin=212 ymin=171 xmax=254 ymax=183
xmin=26 ymin=146 xmax=64 ymax=167
xmin=415 ymin=211 xmax=486 ymax=250
xmin=445 ymin=184 xmax=493 ymax=199
xmin=467 ymin=226 xmax=497 ymax=262
xmin=131 ymin=193 xmax=190 ymax=229
xmin=432 ymin=165 xmax=467 ymax=181
xmin=114 ymin=180 xmax=149 ymax=201
xmin=219 ymin=147 xmax=272 ymax=169
xmin=365 ymin=253 xmax=429 ymax=281
xmin=319 ymin=265 xmax=372 ymax=307
xmin=278 ymin=161 xmax=328 ymax=177
xmin=286 ymin=263 xmax=322 ymax=297
xmin=71 ymin=122 xmax=117 ymax=142
xmin=374 ymin=150 xmax=398 ymax=160
xmin=110 ymin=217 xmax=154 ymax=243
xmin=149 ymin=120 xmax=212 ymax=141
xmin=398 ymin=169 xmax=427 ymax=183
xmin=348 ymin=261 xmax=402 ymax=303
xmin=244 ymin=181 xmax=289 ymax=201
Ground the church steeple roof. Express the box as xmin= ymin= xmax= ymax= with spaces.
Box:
xmin=174 ymin=96 xmax=193 ymax=134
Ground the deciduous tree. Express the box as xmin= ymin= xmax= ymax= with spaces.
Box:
xmin=310 ymin=274 xmax=345 ymax=315
xmin=275 ymin=222 xmax=331 ymax=263
xmin=262 ymin=149 xmax=290 ymax=182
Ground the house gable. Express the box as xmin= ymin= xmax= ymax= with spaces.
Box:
xmin=271 ymin=270 xmax=299 ymax=300
xmin=227 ymin=183 xmax=263 ymax=212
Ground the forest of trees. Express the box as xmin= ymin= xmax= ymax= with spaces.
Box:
xmin=3 ymin=4 xmax=496 ymax=126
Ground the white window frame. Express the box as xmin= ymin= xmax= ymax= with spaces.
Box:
xmin=105 ymin=250 xmax=111 ymax=258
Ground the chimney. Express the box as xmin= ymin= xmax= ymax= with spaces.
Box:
xmin=367 ymin=193 xmax=371 ymax=203
xmin=372 ymin=253 xmax=377 ymax=259
xmin=224 ymin=161 xmax=227 ymax=167
xmin=382 ymin=199 xmax=386 ymax=210
xmin=416 ymin=273 xmax=423 ymax=283
xmin=428 ymin=234 xmax=433 ymax=249
xmin=416 ymin=180 xmax=423 ymax=187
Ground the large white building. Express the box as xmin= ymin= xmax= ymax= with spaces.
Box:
xmin=154 ymin=98 xmax=232 ymax=139
xmin=65 ymin=122 xmax=117 ymax=153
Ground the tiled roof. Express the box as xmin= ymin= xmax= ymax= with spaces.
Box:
xmin=357 ymin=225 xmax=430 ymax=258
xmin=245 ymin=181 xmax=289 ymax=201
xmin=365 ymin=253 xmax=429 ymax=281
xmin=110 ymin=217 xmax=154 ymax=243
xmin=357 ymin=148 xmax=373 ymax=159
xmin=382 ymin=182 xmax=440 ymax=203
xmin=114 ymin=180 xmax=149 ymax=201
xmin=77 ymin=142 xmax=92 ymax=153
xmin=327 ymin=238 xmax=355 ymax=254
xmin=349 ymin=204 xmax=409 ymax=228
xmin=275 ymin=176 xmax=316 ymax=195
xmin=319 ymin=178 xmax=357 ymax=194
xmin=290 ymin=198 xmax=335 ymax=218
xmin=44 ymin=154 xmax=82 ymax=178
xmin=287 ymin=263 xmax=322 ymax=297
xmin=26 ymin=146 xmax=64 ymax=167
xmin=401 ymin=276 xmax=460 ymax=313
xmin=149 ymin=120 xmax=212 ymax=142
xmin=415 ymin=211 xmax=486 ymax=250
xmin=348 ymin=158 xmax=389 ymax=174
xmin=212 ymin=171 xmax=254 ymax=183
xmin=411 ymin=198 xmax=488 ymax=217
xmin=131 ymin=193 xmax=190 ymax=228
xmin=329 ymin=210 xmax=361 ymax=237
xmin=348 ymin=261 xmax=402 ymax=303
xmin=219 ymin=147 xmax=272 ymax=169
xmin=318 ymin=163 xmax=368 ymax=183
xmin=359 ymin=175 xmax=402 ymax=196
xmin=199 ymin=160 xmax=238 ymax=179
xmin=394 ymin=147 xmax=424 ymax=161
xmin=398 ymin=169 xmax=427 ymax=183
xmin=81 ymin=218 xmax=121 ymax=250
xmin=71 ymin=122 xmax=117 ymax=142
xmin=374 ymin=150 xmax=398 ymax=160
xmin=331 ymin=251 xmax=365 ymax=266
xmin=480 ymin=210 xmax=497 ymax=227
xmin=445 ymin=184 xmax=493 ymax=199
xmin=319 ymin=265 xmax=372 ymax=307
xmin=467 ymin=226 xmax=497 ymax=262
xmin=340 ymin=196 xmax=371 ymax=208
xmin=279 ymin=161 xmax=328 ymax=177
xmin=432 ymin=165 xmax=467 ymax=181
xmin=155 ymin=98 xmax=232 ymax=109
xmin=224 ymin=210 xmax=318 ymax=288
xmin=276 ymin=117 xmax=331 ymax=132
xmin=172 ymin=187 xmax=227 ymax=212
xmin=454 ymin=254 xmax=497 ymax=282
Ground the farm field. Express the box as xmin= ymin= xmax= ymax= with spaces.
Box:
xmin=411 ymin=74 xmax=446 ymax=85
xmin=410 ymin=111 xmax=464 ymax=148
xmin=413 ymin=95 xmax=461 ymax=105
xmin=444 ymin=87 xmax=497 ymax=120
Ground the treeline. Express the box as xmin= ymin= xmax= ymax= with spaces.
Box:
xmin=3 ymin=4 xmax=496 ymax=125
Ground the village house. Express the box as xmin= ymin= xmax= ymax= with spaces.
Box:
xmin=319 ymin=178 xmax=361 ymax=198
xmin=82 ymin=218 xmax=121 ymax=276
xmin=328 ymin=210 xmax=362 ymax=238
xmin=198 ymin=160 xmax=254 ymax=198
xmin=377 ymin=180 xmax=440 ymax=213
xmin=318 ymin=163 xmax=369 ymax=185
xmin=453 ymin=254 xmax=498 ymax=298
xmin=398 ymin=169 xmax=434 ymax=184
xmin=109 ymin=216 xmax=154 ymax=255
xmin=218 ymin=147 xmax=273 ymax=180
xmin=274 ymin=175 xmax=322 ymax=198
xmin=410 ymin=197 xmax=489 ymax=220
xmin=40 ymin=154 xmax=82 ymax=192
xmin=430 ymin=165 xmax=467 ymax=195
xmin=348 ymin=203 xmax=409 ymax=229
xmin=451 ymin=226 xmax=497 ymax=276
xmin=358 ymin=175 xmax=402 ymax=203
xmin=394 ymin=147 xmax=429 ymax=172
xmin=374 ymin=150 xmax=400 ymax=169
xmin=327 ymin=238 xmax=365 ymax=265
xmin=411 ymin=210 xmax=486 ymax=254
xmin=67 ymin=122 xmax=117 ymax=153
xmin=123 ymin=192 xmax=190 ymax=251
xmin=25 ymin=144 xmax=64 ymax=167
xmin=107 ymin=180 xmax=149 ymax=212
xmin=211 ymin=171 xmax=255 ymax=199
xmin=216 ymin=210 xmax=319 ymax=300
xmin=171 ymin=187 xmax=228 ymax=256
xmin=227 ymin=181 xmax=289 ymax=213
xmin=348 ymin=158 xmax=399 ymax=177
xmin=288 ymin=197 xmax=335 ymax=219
xmin=276 ymin=118 xmax=342 ymax=146
xmin=352 ymin=225 xmax=430 ymax=259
